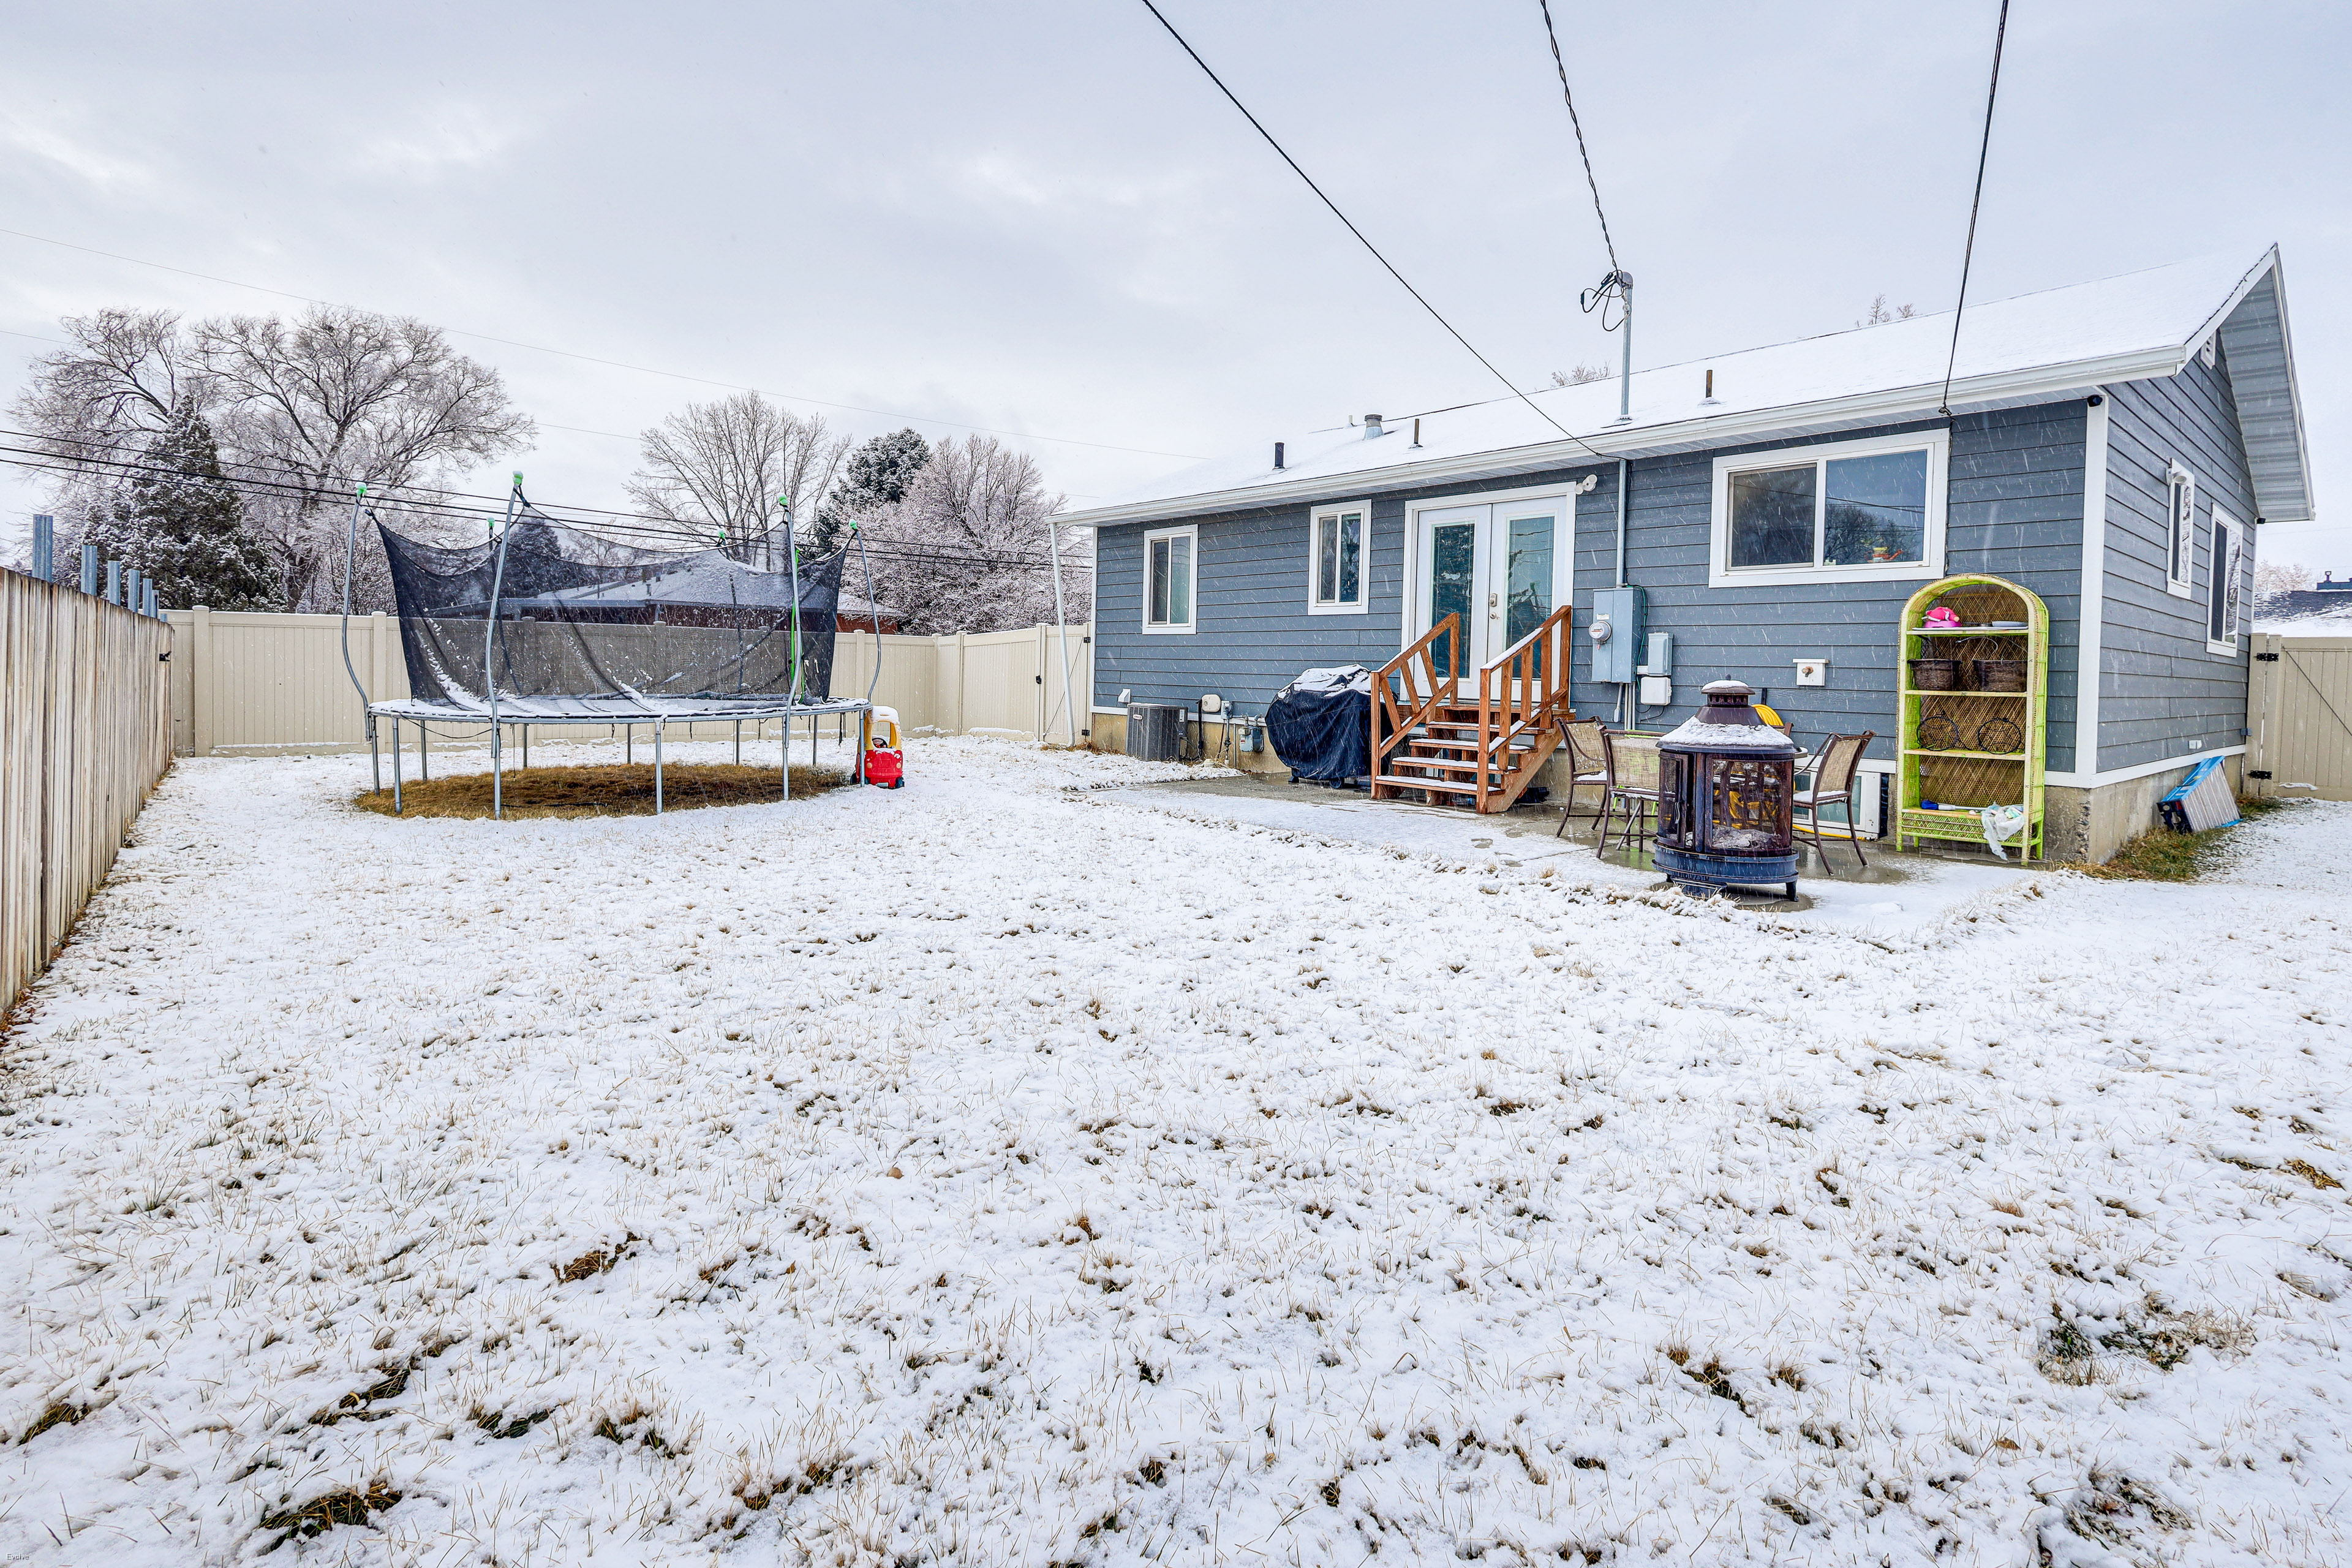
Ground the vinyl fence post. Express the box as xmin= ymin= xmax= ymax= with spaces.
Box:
xmin=190 ymin=605 xmax=214 ymax=756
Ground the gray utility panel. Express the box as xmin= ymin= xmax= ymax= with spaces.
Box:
xmin=1587 ymin=586 xmax=1646 ymax=685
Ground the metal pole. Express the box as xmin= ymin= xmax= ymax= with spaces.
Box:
xmin=80 ymin=543 xmax=98 ymax=595
xmin=483 ymin=474 xmax=523 ymax=821
xmin=369 ymin=718 xmax=381 ymax=797
xmin=421 ymin=724 xmax=430 ymax=780
xmin=780 ymin=494 xmax=805 ymax=701
xmin=734 ymin=718 xmax=742 ymax=766
xmin=1046 ymin=518 xmax=1079 ymax=746
xmin=655 ymin=719 xmax=665 ymax=814
xmin=626 ymin=725 xmax=633 ymax=767
xmin=854 ymin=523 xmax=883 ymax=784
xmin=392 ymin=719 xmax=404 ymax=814
xmin=337 ymin=486 xmax=377 ymax=784
xmin=31 ymin=516 xmax=52 ymax=582
xmin=124 ymin=567 xmax=141 ymax=614
xmin=522 ymin=723 xmax=529 ymax=770
xmin=105 ymin=559 xmax=121 ymax=605
xmin=1616 ymin=277 xmax=1634 ymax=424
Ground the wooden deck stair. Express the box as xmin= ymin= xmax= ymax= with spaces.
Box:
xmin=1370 ymin=605 xmax=1576 ymax=815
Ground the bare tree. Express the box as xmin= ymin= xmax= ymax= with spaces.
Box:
xmin=1550 ymin=364 xmax=1609 ymax=386
xmin=2253 ymin=557 xmax=2312 ymax=607
xmin=626 ymin=393 xmax=850 ymax=559
xmin=11 ymin=305 xmax=533 ymax=609
xmin=1856 ymin=294 xmax=1918 ymax=327
xmin=861 ymin=435 xmax=1082 ymax=633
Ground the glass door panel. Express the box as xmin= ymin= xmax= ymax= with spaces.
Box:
xmin=1501 ymin=510 xmax=1555 ymax=650
xmin=1427 ymin=518 xmax=1479 ymax=679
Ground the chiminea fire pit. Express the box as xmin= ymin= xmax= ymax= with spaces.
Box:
xmin=1656 ymin=680 xmax=1799 ymax=900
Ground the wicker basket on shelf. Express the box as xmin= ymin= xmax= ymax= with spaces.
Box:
xmin=1972 ymin=658 xmax=2027 ymax=693
xmin=1910 ymin=657 xmax=1962 ymax=691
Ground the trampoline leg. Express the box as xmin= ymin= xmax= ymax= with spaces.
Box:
xmin=781 ymin=724 xmax=789 ymax=802
xmin=368 ymin=715 xmax=381 ymax=796
xmin=655 ymin=720 xmax=665 ymax=815
xmin=421 ymin=723 xmax=430 ymax=781
xmin=391 ymin=719 xmax=404 ymax=815
xmin=734 ymin=719 xmax=742 ymax=767
xmin=492 ymin=722 xmax=503 ymax=820
xmin=626 ymin=725 xmax=633 ymax=767
xmin=522 ymin=723 xmax=529 ymax=770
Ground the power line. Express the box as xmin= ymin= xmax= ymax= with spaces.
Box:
xmin=1133 ymin=0 xmax=1608 ymax=461
xmin=1940 ymin=0 xmax=2012 ymax=418
xmin=0 ymin=225 xmax=1204 ymax=461
xmin=1535 ymin=0 xmax=1618 ymax=275
xmin=0 ymin=448 xmax=1091 ymax=573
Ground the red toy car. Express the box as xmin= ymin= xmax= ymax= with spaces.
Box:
xmin=864 ymin=706 xmax=905 ymax=788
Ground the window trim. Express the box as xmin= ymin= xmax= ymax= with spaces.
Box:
xmin=2164 ymin=462 xmax=2197 ymax=600
xmin=1141 ymin=524 xmax=1197 ymax=635
xmin=2206 ymin=505 xmax=2242 ymax=655
xmin=1706 ymin=429 xmax=1949 ymax=589
xmin=1305 ymin=500 xmax=1371 ymax=616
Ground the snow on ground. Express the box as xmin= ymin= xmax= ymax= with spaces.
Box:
xmin=1 ymin=738 xmax=2348 ymax=1567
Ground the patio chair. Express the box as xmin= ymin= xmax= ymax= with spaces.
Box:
xmin=1793 ymin=731 xmax=1875 ymax=867
xmin=1595 ymin=730 xmax=1664 ymax=860
xmin=1552 ymin=717 xmax=1608 ymax=837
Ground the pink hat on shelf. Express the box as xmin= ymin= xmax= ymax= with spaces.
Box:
xmin=1923 ymin=606 xmax=1962 ymax=629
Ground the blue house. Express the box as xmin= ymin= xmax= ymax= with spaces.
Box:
xmin=1061 ymin=251 xmax=2312 ymax=863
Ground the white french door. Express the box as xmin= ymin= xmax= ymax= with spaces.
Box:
xmin=1408 ymin=492 xmax=1567 ymax=682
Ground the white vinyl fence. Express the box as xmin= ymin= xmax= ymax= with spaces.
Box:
xmin=162 ymin=609 xmax=1092 ymax=756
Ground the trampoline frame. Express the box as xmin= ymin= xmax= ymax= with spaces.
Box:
xmin=341 ymin=477 xmax=874 ymax=820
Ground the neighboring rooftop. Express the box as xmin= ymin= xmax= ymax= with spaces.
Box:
xmin=1065 ymin=248 xmax=2310 ymax=530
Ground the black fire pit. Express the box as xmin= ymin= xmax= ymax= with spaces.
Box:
xmin=1656 ymin=680 xmax=1799 ymax=900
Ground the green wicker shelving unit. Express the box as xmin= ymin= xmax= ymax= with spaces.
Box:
xmin=1896 ymin=573 xmax=2049 ymax=859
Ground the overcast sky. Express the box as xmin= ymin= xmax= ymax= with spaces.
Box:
xmin=3 ymin=0 xmax=2345 ymax=576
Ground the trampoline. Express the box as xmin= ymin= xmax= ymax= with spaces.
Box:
xmin=340 ymin=476 xmax=873 ymax=817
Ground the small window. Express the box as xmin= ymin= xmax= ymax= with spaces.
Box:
xmin=1710 ymin=432 xmax=1945 ymax=587
xmin=1144 ymin=525 xmax=1195 ymax=633
xmin=2165 ymin=464 xmax=2196 ymax=598
xmin=2207 ymin=508 xmax=2242 ymax=653
xmin=1307 ymin=502 xmax=1368 ymax=614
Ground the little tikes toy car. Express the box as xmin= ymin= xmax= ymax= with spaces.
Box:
xmin=863 ymin=706 xmax=904 ymax=788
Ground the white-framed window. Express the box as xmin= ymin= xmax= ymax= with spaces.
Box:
xmin=2165 ymin=463 xmax=2196 ymax=598
xmin=1143 ymin=524 xmax=1196 ymax=634
xmin=1306 ymin=501 xmax=1368 ymax=614
xmin=1707 ymin=429 xmax=1948 ymax=589
xmin=2207 ymin=506 xmax=2243 ymax=654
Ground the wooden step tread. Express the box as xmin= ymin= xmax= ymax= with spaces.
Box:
xmin=1374 ymin=774 xmax=1477 ymax=794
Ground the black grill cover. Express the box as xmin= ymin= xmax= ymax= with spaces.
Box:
xmin=1266 ymin=665 xmax=1372 ymax=782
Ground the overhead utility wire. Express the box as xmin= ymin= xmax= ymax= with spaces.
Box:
xmin=0 ymin=450 xmax=1089 ymax=573
xmin=0 ymin=225 xmax=1203 ymax=461
xmin=1939 ymin=0 xmax=2012 ymax=418
xmin=1536 ymin=0 xmax=1616 ymax=275
xmin=2 ymin=424 xmax=1093 ymax=556
xmin=1134 ymin=0 xmax=1607 ymax=460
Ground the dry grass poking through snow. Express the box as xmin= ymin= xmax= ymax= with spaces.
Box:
xmin=352 ymin=761 xmax=850 ymax=819
xmin=1 ymin=740 xmax=2348 ymax=1567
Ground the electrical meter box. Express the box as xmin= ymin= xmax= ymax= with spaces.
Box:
xmin=1587 ymin=586 xmax=1645 ymax=684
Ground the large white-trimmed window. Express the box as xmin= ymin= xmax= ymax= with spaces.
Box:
xmin=1307 ymin=501 xmax=1368 ymax=614
xmin=1708 ymin=429 xmax=1948 ymax=589
xmin=2165 ymin=463 xmax=2197 ymax=598
xmin=2206 ymin=505 xmax=2243 ymax=654
xmin=1143 ymin=524 xmax=1196 ymax=633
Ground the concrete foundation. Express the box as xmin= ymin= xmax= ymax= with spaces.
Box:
xmin=2043 ymin=755 xmax=2241 ymax=865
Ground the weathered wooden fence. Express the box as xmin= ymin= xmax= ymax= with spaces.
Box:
xmin=2 ymin=573 xmax=174 ymax=1010
xmin=2247 ymin=631 xmax=2352 ymax=801
xmin=161 ymin=611 xmax=1093 ymax=755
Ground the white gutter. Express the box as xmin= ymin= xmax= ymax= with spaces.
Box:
xmin=1060 ymin=347 xmax=2190 ymax=530
xmin=2072 ymin=393 xmax=2111 ymax=779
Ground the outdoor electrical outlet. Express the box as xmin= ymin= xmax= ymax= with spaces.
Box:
xmin=1792 ymin=658 xmax=1828 ymax=687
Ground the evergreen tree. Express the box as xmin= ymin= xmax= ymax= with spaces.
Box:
xmin=814 ymin=428 xmax=931 ymax=553
xmin=87 ymin=399 xmax=280 ymax=610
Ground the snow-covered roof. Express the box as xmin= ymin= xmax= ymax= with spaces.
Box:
xmin=1063 ymin=249 xmax=2312 ymax=529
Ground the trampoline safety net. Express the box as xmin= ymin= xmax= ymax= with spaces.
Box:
xmin=379 ymin=505 xmax=848 ymax=716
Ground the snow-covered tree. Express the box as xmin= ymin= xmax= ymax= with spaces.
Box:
xmin=2253 ymin=557 xmax=2312 ymax=608
xmin=813 ymin=428 xmax=930 ymax=554
xmin=627 ymin=393 xmax=849 ymax=562
xmin=83 ymin=399 xmax=277 ymax=610
xmin=10 ymin=306 xmax=532 ymax=610
xmin=858 ymin=435 xmax=1085 ymax=633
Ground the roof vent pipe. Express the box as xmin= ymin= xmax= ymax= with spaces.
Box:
xmin=1362 ymin=413 xmax=1383 ymax=439
xmin=1273 ymin=442 xmax=1285 ymax=470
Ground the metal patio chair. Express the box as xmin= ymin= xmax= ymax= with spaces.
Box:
xmin=1595 ymin=729 xmax=1664 ymax=860
xmin=1553 ymin=717 xmax=1608 ymax=837
xmin=1793 ymin=730 xmax=1875 ymax=867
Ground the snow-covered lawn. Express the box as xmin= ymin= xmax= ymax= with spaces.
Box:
xmin=2 ymin=737 xmax=2347 ymax=1567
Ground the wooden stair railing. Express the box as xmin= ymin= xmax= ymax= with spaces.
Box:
xmin=1370 ymin=605 xmax=1576 ymax=813
xmin=1471 ymin=602 xmax=1575 ymax=813
xmin=1370 ymin=614 xmax=1461 ymax=802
